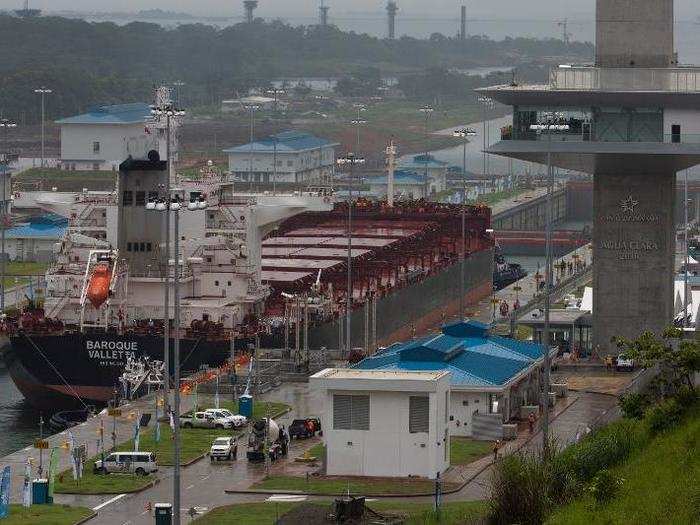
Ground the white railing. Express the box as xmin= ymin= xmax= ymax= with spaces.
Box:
xmin=550 ymin=66 xmax=700 ymax=92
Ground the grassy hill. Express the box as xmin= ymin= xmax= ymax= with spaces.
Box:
xmin=547 ymin=402 xmax=700 ymax=524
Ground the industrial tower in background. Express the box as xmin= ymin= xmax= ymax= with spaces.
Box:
xmin=319 ymin=0 xmax=330 ymax=27
xmin=460 ymin=5 xmax=467 ymax=40
xmin=243 ymin=0 xmax=258 ymax=24
xmin=386 ymin=2 xmax=398 ymax=40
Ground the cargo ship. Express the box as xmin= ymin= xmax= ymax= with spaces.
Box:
xmin=3 ymin=158 xmax=494 ymax=409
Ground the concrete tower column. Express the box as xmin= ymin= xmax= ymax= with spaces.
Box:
xmin=596 ymin=0 xmax=675 ymax=68
xmin=592 ymin=171 xmax=675 ymax=353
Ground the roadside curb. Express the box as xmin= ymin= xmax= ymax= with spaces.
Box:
xmin=74 ymin=511 xmax=98 ymax=524
xmin=56 ymin=476 xmax=161 ymax=496
xmin=181 ymin=453 xmax=208 ymax=467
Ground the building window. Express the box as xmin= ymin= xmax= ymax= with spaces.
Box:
xmin=93 ymin=141 xmax=100 ymax=153
xmin=333 ymin=394 xmax=369 ymax=431
xmin=214 ymin=280 xmax=219 ymax=286
xmin=127 ymin=242 xmax=132 ymax=252
xmin=92 ymin=163 xmax=100 ymax=171
xmin=287 ymin=160 xmax=293 ymax=167
xmin=409 ymin=396 xmax=430 ymax=433
xmin=135 ymin=191 xmax=146 ymax=206
xmin=227 ymin=281 xmax=231 ymax=286
xmin=146 ymin=243 xmax=152 ymax=252
xmin=122 ymin=191 xmax=133 ymax=206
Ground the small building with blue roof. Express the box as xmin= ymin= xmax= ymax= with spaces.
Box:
xmin=368 ymin=170 xmax=428 ymax=200
xmin=223 ymin=130 xmax=339 ymax=185
xmin=56 ymin=103 xmax=160 ymax=172
xmin=354 ymin=319 xmax=548 ymax=439
xmin=397 ymin=154 xmax=448 ymax=196
xmin=5 ymin=213 xmax=68 ymax=263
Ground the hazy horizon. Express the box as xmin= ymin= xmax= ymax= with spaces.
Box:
xmin=2 ymin=0 xmax=697 ymax=21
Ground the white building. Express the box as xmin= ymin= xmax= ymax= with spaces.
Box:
xmin=310 ymin=368 xmax=451 ymax=479
xmin=223 ymin=131 xmax=338 ymax=185
xmin=4 ymin=214 xmax=67 ymax=262
xmin=368 ymin=171 xmax=426 ymax=200
xmin=56 ymin=103 xmax=163 ymax=171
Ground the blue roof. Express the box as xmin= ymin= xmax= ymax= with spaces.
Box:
xmin=56 ymin=103 xmax=152 ymax=125
xmin=7 ymin=214 xmax=68 ymax=239
xmin=399 ymin=154 xmax=448 ymax=169
xmin=354 ymin=320 xmax=545 ymax=389
xmin=223 ymin=130 xmax=338 ymax=154
xmin=370 ymin=170 xmax=424 ymax=185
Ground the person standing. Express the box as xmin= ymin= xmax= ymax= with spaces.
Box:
xmin=528 ymin=412 xmax=536 ymax=434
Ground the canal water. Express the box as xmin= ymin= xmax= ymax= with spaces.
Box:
xmin=0 ymin=369 xmax=42 ymax=457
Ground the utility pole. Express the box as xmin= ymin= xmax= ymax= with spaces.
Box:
xmin=0 ymin=119 xmax=17 ymax=313
xmin=385 ymin=140 xmax=397 ymax=207
xmin=418 ymin=105 xmax=434 ymax=198
xmin=34 ymin=88 xmax=52 ymax=169
xmin=336 ymin=153 xmax=366 ymax=355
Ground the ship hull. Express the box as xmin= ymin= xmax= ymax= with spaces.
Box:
xmin=4 ymin=332 xmax=231 ymax=409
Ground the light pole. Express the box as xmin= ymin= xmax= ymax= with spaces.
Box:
xmin=265 ymin=88 xmax=286 ymax=114
xmin=336 ymin=153 xmax=365 ymax=354
xmin=151 ymin=101 xmax=186 ymax=415
xmin=477 ymin=96 xmax=494 ymax=195
xmin=352 ymin=104 xmax=367 ymax=152
xmin=418 ymin=105 xmax=434 ymax=198
xmin=147 ymin=192 xmax=208 ymax=525
xmin=245 ymin=104 xmax=261 ymax=190
xmin=684 ymin=169 xmax=689 ymax=327
xmin=530 ymin=116 xmax=569 ymax=458
xmin=34 ymin=88 xmax=52 ymax=169
xmin=453 ymin=128 xmax=477 ymax=320
xmin=0 ymin=119 xmax=17 ymax=313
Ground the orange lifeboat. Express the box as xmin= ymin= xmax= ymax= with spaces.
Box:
xmin=86 ymin=263 xmax=112 ymax=309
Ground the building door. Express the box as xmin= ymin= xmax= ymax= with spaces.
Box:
xmin=672 ymin=124 xmax=681 ymax=143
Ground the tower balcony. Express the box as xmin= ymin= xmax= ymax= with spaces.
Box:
xmin=550 ymin=65 xmax=700 ymax=93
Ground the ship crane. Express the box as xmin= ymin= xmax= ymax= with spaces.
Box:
xmin=78 ymin=249 xmax=128 ymax=331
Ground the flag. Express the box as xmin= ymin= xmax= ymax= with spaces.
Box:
xmin=0 ymin=466 xmax=10 ymax=517
xmin=169 ymin=409 xmax=175 ymax=440
xmin=48 ymin=448 xmax=58 ymax=499
xmin=68 ymin=430 xmax=77 ymax=481
xmin=133 ymin=412 xmax=141 ymax=452
xmin=214 ymin=376 xmax=220 ymax=409
xmin=22 ymin=459 xmax=31 ymax=507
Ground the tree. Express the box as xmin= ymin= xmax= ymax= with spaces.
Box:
xmin=613 ymin=327 xmax=700 ymax=394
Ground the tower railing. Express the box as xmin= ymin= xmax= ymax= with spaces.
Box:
xmin=549 ymin=65 xmax=700 ymax=92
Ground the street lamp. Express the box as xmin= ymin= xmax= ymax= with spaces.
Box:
xmin=244 ymin=104 xmax=261 ymax=190
xmin=485 ymin=228 xmax=496 ymax=323
xmin=146 ymin=191 xmax=207 ymax=525
xmin=477 ymin=96 xmax=495 ymax=194
xmin=529 ymin=115 xmax=569 ymax=458
xmin=418 ymin=105 xmax=434 ymax=198
xmin=336 ymin=153 xmax=365 ymax=355
xmin=352 ymin=104 xmax=367 ymax=152
xmin=0 ymin=119 xmax=17 ymax=313
xmin=150 ymin=101 xmax=186 ymax=419
xmin=453 ymin=128 xmax=477 ymax=320
xmin=34 ymin=88 xmax=52 ymax=169
xmin=265 ymin=88 xmax=286 ymax=113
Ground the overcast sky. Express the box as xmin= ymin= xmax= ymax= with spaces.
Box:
xmin=3 ymin=1 xmax=697 ymax=19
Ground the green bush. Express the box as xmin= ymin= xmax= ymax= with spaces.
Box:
xmin=618 ymin=392 xmax=648 ymax=420
xmin=673 ymin=385 xmax=698 ymax=408
xmin=588 ymin=469 xmax=623 ymax=505
xmin=554 ymin=418 xmax=645 ymax=486
xmin=645 ymin=398 xmax=683 ymax=435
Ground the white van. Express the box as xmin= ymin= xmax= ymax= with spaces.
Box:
xmin=94 ymin=451 xmax=158 ymax=476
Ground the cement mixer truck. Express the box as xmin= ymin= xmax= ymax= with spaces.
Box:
xmin=246 ymin=418 xmax=289 ymax=462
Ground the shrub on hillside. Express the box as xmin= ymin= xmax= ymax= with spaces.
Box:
xmin=588 ymin=469 xmax=623 ymax=505
xmin=645 ymin=397 xmax=683 ymax=435
xmin=619 ymin=392 xmax=648 ymax=419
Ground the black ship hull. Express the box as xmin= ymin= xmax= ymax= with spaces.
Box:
xmin=4 ymin=331 xmax=231 ymax=409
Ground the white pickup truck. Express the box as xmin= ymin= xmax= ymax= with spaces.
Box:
xmin=180 ymin=411 xmax=232 ymax=429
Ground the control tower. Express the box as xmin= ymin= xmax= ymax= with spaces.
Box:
xmin=479 ymin=0 xmax=700 ymax=353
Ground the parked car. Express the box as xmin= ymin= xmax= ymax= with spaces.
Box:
xmin=210 ymin=437 xmax=238 ymax=461
xmin=181 ymin=411 xmax=232 ymax=429
xmin=94 ymin=452 xmax=157 ymax=476
xmin=203 ymin=408 xmax=248 ymax=429
xmin=289 ymin=417 xmax=322 ymax=439
xmin=616 ymin=357 xmax=635 ymax=372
